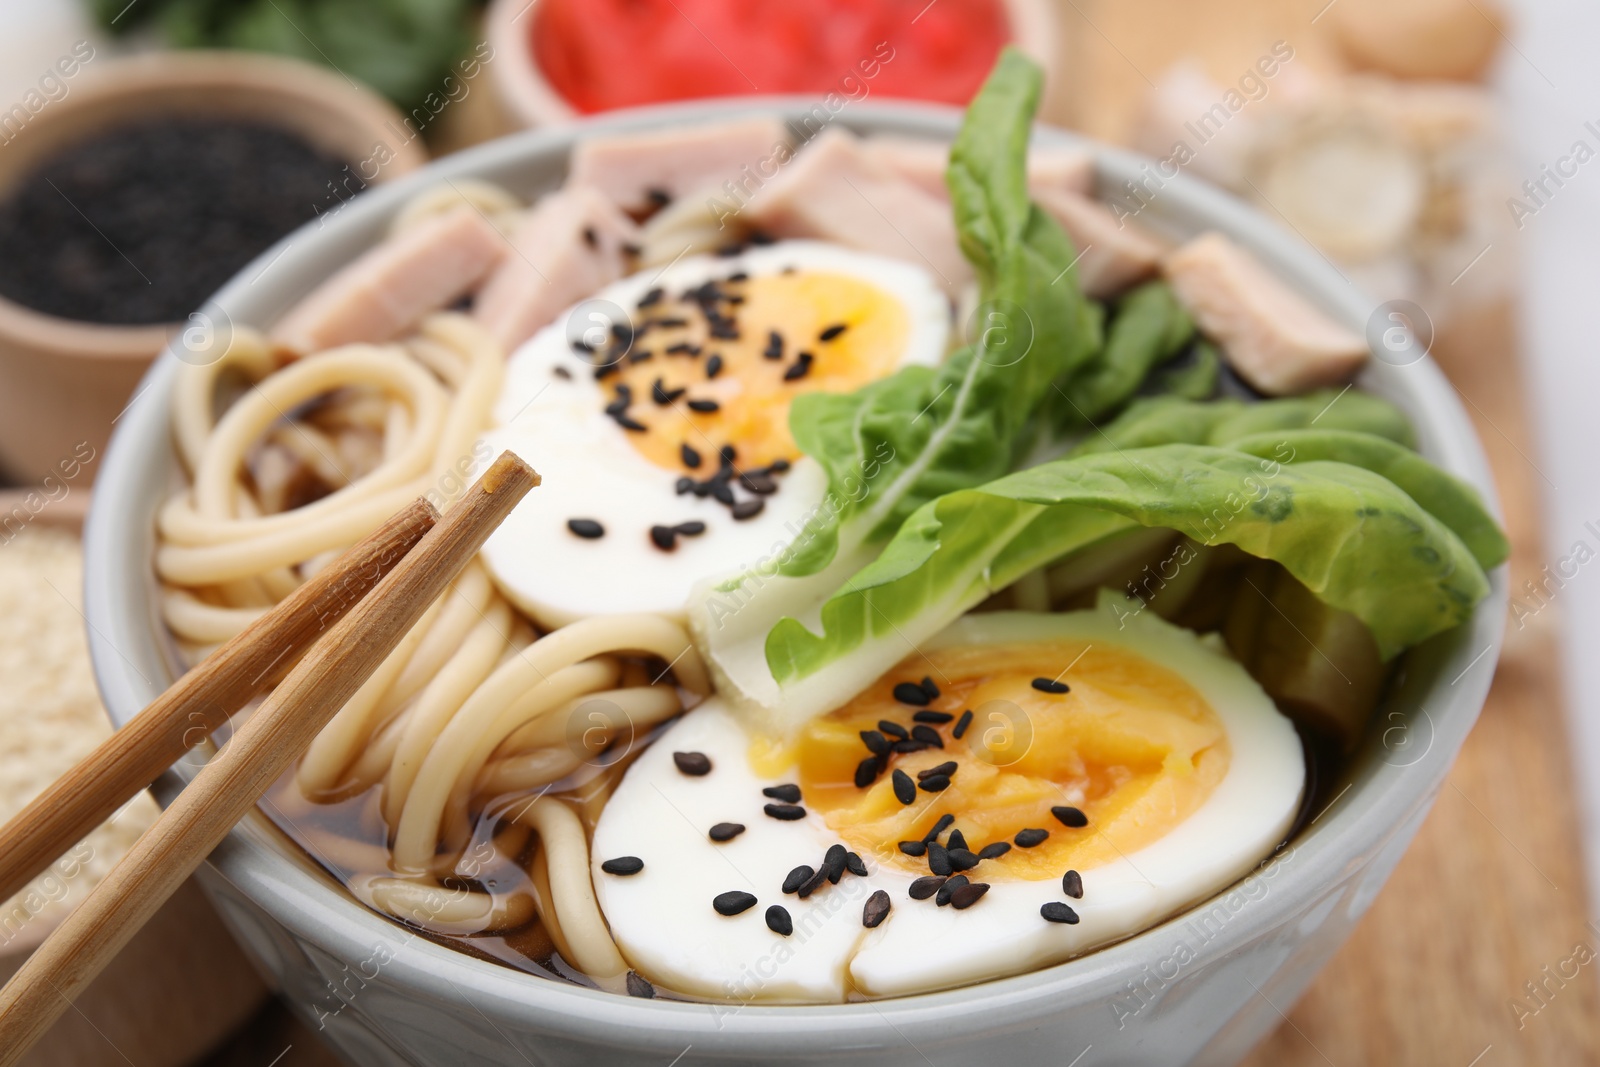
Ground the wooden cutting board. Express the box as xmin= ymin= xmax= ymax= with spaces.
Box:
xmin=1049 ymin=2 xmax=1600 ymax=1064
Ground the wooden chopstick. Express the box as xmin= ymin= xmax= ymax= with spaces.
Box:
xmin=0 ymin=498 xmax=439 ymax=906
xmin=0 ymin=452 xmax=539 ymax=1064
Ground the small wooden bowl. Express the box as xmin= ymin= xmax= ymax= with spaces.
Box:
xmin=0 ymin=491 xmax=268 ymax=1066
xmin=0 ymin=51 xmax=428 ymax=486
xmin=484 ymin=0 xmax=1064 ymax=127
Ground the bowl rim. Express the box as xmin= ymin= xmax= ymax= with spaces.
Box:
xmin=0 ymin=49 xmax=427 ymax=350
xmin=83 ymin=95 xmax=1507 ymax=1052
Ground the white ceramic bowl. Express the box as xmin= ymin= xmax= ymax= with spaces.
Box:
xmin=83 ymin=99 xmax=1506 ymax=1067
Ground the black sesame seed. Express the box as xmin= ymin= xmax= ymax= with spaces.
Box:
xmin=731 ymin=499 xmax=765 ymax=521
xmin=768 ymin=457 xmax=791 ymax=472
xmin=953 ymin=709 xmax=974 ymax=739
xmin=908 ymin=875 xmax=946 ymax=900
xmin=764 ymin=803 xmax=806 ymax=821
xmin=709 ymin=822 xmax=745 ymax=843
xmin=651 ymin=525 xmax=678 ymax=551
xmin=655 ymin=317 xmax=689 ymax=328
xmin=950 ymin=882 xmax=990 ymax=910
xmin=727 ymin=271 xmax=749 ymax=283
xmin=711 ymin=483 xmax=735 ymax=506
xmin=978 ymin=842 xmax=1012 ymax=860
xmin=1063 ymin=870 xmax=1084 ymax=899
xmin=854 ymin=756 xmax=884 ymax=788
xmin=946 ymin=848 xmax=980 ymax=872
xmin=675 ymin=476 xmax=695 ymax=495
xmin=923 ymin=814 xmax=955 ymax=843
xmin=637 ymin=287 xmax=665 ymax=309
xmin=622 ymin=242 xmax=642 ymax=256
xmin=672 ymin=751 xmax=712 ymax=776
xmin=783 ymin=353 xmax=814 ymax=381
xmin=947 ymin=829 xmax=968 ymax=852
xmin=1041 ymin=901 xmax=1080 ymax=924
xmin=898 ymin=840 xmax=928 ymax=857
xmin=918 ymin=774 xmax=951 ymax=793
xmin=935 ymin=874 xmax=969 ymax=907
xmin=582 ymin=226 xmax=599 ymax=249
xmin=1014 ymin=828 xmax=1050 ymax=848
xmin=1051 ymin=805 xmax=1089 ymax=829
xmin=681 ymin=443 xmax=703 ymax=469
xmin=688 ymin=398 xmax=720 ymax=413
xmin=765 ymin=904 xmax=793 ymax=936
xmin=891 ymin=769 xmax=915 ymax=805
xmin=796 ymin=866 xmax=830 ymax=899
xmin=860 ymin=730 xmax=890 ymax=756
xmin=892 ymin=681 xmax=933 ymax=706
xmin=646 ymin=187 xmax=672 ymax=208
xmin=920 ymin=676 xmax=940 ymax=698
xmin=913 ymin=710 xmax=954 ymax=725
xmin=845 ymin=851 xmax=868 ymax=877
xmin=614 ymin=413 xmax=648 ymax=432
xmin=709 ymin=322 xmax=740 ymax=341
xmin=763 ymin=784 xmax=802 ymax=803
xmin=674 ymin=521 xmax=707 ymax=537
xmin=718 ymin=444 xmax=737 ymax=465
xmin=738 ymin=471 xmax=778 ymax=495
xmin=782 ymin=865 xmax=814 ymax=894
xmin=818 ymin=323 xmax=848 ymax=342
xmin=891 ymin=738 xmax=931 ymax=755
xmin=1032 ymin=677 xmax=1071 ymax=695
xmin=863 ymin=889 xmax=891 ymax=928
xmin=750 ymin=230 xmax=776 ymax=245
xmin=823 ymin=844 xmax=848 ymax=884
xmin=626 ymin=971 xmax=656 ymax=998
xmin=926 ymin=842 xmax=952 ymax=876
xmin=705 ymin=354 xmax=724 ymax=379
xmin=652 ymin=378 xmax=686 ymax=405
xmin=713 ymin=891 xmax=757 ymax=916
xmin=910 ymin=725 xmax=944 ymax=748
xmin=628 ymin=349 xmax=654 ymax=364
xmin=600 ymin=856 xmax=644 ymax=875
xmin=665 ymin=342 xmax=699 ymax=356
xmin=764 ymin=330 xmax=784 ymax=360
xmin=878 ymin=720 xmax=909 ymax=741
xmin=917 ymin=761 xmax=958 ymax=780
xmin=553 ymin=365 xmax=573 ymax=380
xmin=567 ymin=518 xmax=605 ymax=539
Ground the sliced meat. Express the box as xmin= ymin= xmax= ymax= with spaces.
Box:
xmin=1033 ymin=187 xmax=1165 ymax=299
xmin=567 ymin=116 xmax=790 ymax=215
xmin=271 ymin=208 xmax=504 ymax=355
xmin=1163 ymin=232 xmax=1369 ymax=396
xmin=865 ymin=136 xmax=1094 ymax=201
xmin=473 ymin=185 xmax=641 ymax=353
xmin=745 ymin=129 xmax=971 ymax=292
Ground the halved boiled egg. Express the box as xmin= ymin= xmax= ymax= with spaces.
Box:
xmin=590 ymin=596 xmax=1305 ymax=1000
xmin=478 ymin=241 xmax=950 ymax=627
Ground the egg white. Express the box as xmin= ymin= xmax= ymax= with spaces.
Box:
xmin=590 ymin=595 xmax=1306 ymax=1001
xmin=478 ymin=241 xmax=950 ymax=628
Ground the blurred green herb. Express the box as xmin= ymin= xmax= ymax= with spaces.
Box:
xmin=89 ymin=0 xmax=478 ymax=115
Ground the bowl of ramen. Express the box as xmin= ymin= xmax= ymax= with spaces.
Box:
xmin=83 ymin=51 xmax=1507 ymax=1067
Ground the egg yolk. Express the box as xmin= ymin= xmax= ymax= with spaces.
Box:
xmin=606 ymin=269 xmax=911 ymax=470
xmin=754 ymin=641 xmax=1231 ymax=880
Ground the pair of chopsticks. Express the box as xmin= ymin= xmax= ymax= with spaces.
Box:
xmin=0 ymin=452 xmax=538 ymax=1065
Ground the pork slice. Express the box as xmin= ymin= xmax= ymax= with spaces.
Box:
xmin=472 ymin=186 xmax=642 ymax=353
xmin=745 ymin=129 xmax=971 ymax=291
xmin=866 ymin=136 xmax=1095 ymax=200
xmin=1164 ymin=232 xmax=1369 ymax=396
xmin=568 ymin=116 xmax=790 ymax=214
xmin=271 ymin=208 xmax=504 ymax=355
xmin=1034 ymin=187 xmax=1165 ymax=299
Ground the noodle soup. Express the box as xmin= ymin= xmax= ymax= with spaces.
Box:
xmin=150 ymin=51 xmax=1504 ymax=1007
